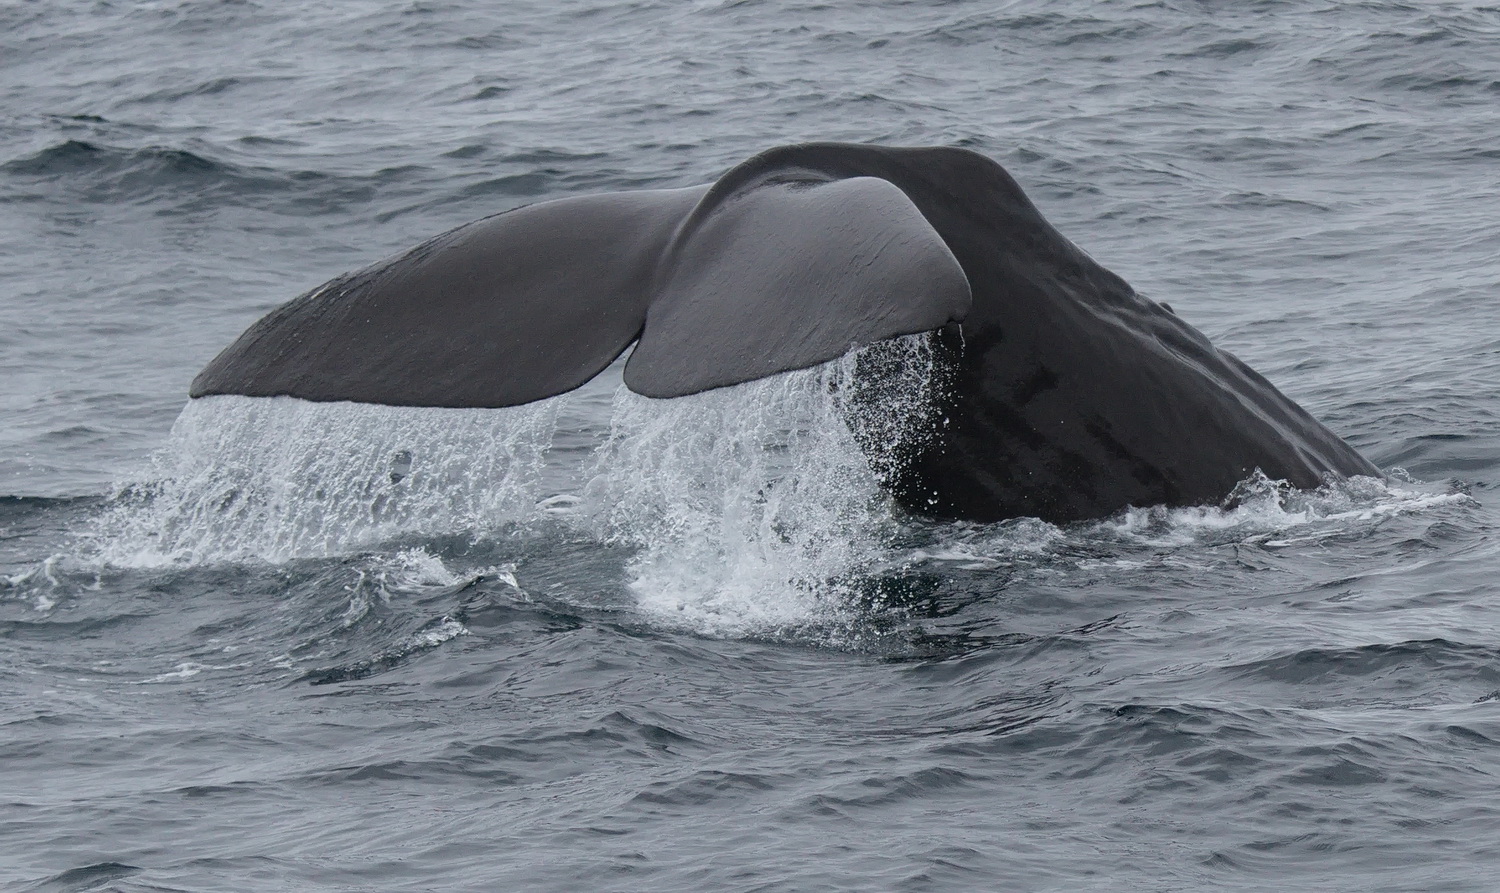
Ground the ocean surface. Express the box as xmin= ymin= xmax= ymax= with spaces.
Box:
xmin=4 ymin=1 xmax=1500 ymax=890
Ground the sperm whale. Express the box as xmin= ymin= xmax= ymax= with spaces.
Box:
xmin=191 ymin=142 xmax=1377 ymax=523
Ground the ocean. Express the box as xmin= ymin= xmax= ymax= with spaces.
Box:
xmin=3 ymin=1 xmax=1500 ymax=890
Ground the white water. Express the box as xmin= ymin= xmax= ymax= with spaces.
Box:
xmin=909 ymin=471 xmax=1472 ymax=575
xmin=84 ymin=337 xmax=943 ymax=634
xmin=585 ymin=336 xmax=941 ymax=634
xmin=89 ymin=395 xmax=563 ymax=566
xmin=78 ymin=334 xmax=1458 ymax=637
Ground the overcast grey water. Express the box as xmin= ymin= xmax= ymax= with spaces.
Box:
xmin=4 ymin=1 xmax=1500 ymax=890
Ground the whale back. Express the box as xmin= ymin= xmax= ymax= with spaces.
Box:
xmin=704 ymin=144 xmax=1378 ymax=521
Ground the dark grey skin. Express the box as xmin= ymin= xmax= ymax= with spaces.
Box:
xmin=192 ymin=143 xmax=1377 ymax=524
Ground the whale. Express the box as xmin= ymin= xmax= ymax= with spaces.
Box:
xmin=191 ymin=142 xmax=1378 ymax=523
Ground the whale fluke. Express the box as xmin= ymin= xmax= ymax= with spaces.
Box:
xmin=191 ymin=166 xmax=970 ymax=407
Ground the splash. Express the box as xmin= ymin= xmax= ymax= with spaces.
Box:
xmin=78 ymin=333 xmax=1471 ymax=644
xmin=1090 ymin=471 xmax=1474 ymax=549
xmin=81 ymin=336 xmax=943 ymax=637
xmin=584 ymin=335 xmax=941 ymax=636
xmin=337 ymin=547 xmax=470 ymax=628
xmin=1 ymin=554 xmax=67 ymax=611
xmin=87 ymin=395 xmax=562 ymax=566
xmin=85 ymin=335 xmax=1469 ymax=639
xmin=909 ymin=471 xmax=1474 ymax=572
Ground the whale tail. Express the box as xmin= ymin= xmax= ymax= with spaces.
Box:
xmin=190 ymin=150 xmax=972 ymax=408
xmin=190 ymin=142 xmax=1377 ymax=523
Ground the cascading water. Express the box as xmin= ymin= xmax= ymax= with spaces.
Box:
xmin=84 ymin=335 xmax=946 ymax=634
xmin=79 ymin=333 xmax=1451 ymax=638
xmin=584 ymin=334 xmax=944 ymax=633
xmin=89 ymin=395 xmax=565 ymax=566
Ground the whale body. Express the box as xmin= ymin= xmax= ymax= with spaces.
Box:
xmin=192 ymin=142 xmax=1377 ymax=523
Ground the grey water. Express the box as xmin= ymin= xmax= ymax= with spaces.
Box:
xmin=4 ymin=1 xmax=1500 ymax=890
